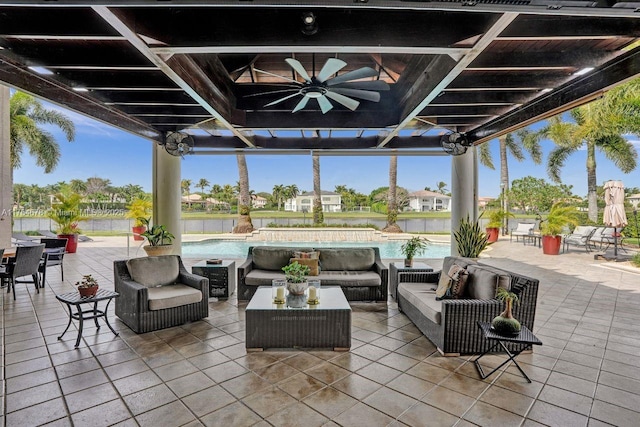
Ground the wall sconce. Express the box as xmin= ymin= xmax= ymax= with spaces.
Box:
xmin=301 ymin=12 xmax=318 ymax=36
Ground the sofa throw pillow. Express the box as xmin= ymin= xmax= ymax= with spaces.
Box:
xmin=436 ymin=264 xmax=469 ymax=300
xmin=289 ymin=258 xmax=319 ymax=276
xmin=435 ymin=271 xmax=452 ymax=299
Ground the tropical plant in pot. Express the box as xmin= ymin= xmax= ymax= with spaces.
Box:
xmin=125 ymin=197 xmax=152 ymax=241
xmin=491 ymin=288 xmax=521 ymax=335
xmin=282 ymin=261 xmax=310 ymax=295
xmin=47 ymin=192 xmax=87 ymax=253
xmin=139 ymin=218 xmax=175 ymax=256
xmin=75 ymin=274 xmax=99 ymax=298
xmin=454 ymin=214 xmax=489 ymax=258
xmin=400 ymin=236 xmax=428 ymax=267
xmin=540 ymin=203 xmax=580 ymax=255
xmin=485 ymin=209 xmax=514 ymax=243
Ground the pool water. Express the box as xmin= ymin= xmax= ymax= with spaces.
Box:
xmin=182 ymin=240 xmax=450 ymax=259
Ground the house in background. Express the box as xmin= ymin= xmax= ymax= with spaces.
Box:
xmin=407 ymin=190 xmax=451 ymax=212
xmin=285 ymin=191 xmax=342 ymax=212
xmin=251 ymin=195 xmax=267 ymax=209
xmin=478 ymin=197 xmax=496 ymax=210
xmin=629 ymin=193 xmax=640 ymax=209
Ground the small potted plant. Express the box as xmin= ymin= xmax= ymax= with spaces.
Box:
xmin=400 ymin=236 xmax=428 ymax=267
xmin=540 ymin=203 xmax=580 ymax=255
xmin=282 ymin=261 xmax=310 ymax=295
xmin=139 ymin=218 xmax=175 ymax=256
xmin=491 ymin=288 xmax=521 ymax=335
xmin=485 ymin=209 xmax=514 ymax=243
xmin=125 ymin=197 xmax=152 ymax=241
xmin=454 ymin=214 xmax=489 ymax=258
xmin=47 ymin=192 xmax=87 ymax=253
xmin=75 ymin=274 xmax=99 ymax=298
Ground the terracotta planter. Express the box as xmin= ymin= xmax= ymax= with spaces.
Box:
xmin=486 ymin=227 xmax=500 ymax=243
xmin=542 ymin=235 xmax=562 ymax=255
xmin=78 ymin=285 xmax=99 ymax=298
xmin=132 ymin=225 xmax=146 ymax=241
xmin=58 ymin=234 xmax=78 ymax=253
xmin=143 ymin=245 xmax=174 ymax=256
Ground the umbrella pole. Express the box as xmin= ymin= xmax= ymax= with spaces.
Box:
xmin=614 ymin=227 xmax=618 ymax=257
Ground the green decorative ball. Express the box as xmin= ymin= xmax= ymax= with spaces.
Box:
xmin=491 ymin=315 xmax=521 ymax=335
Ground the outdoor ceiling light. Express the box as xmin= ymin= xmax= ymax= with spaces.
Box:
xmin=574 ymin=67 xmax=594 ymax=76
xmin=301 ymin=12 xmax=318 ymax=36
xmin=72 ymin=87 xmax=89 ymax=92
xmin=28 ymin=66 xmax=53 ymax=75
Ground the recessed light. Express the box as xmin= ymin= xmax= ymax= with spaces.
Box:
xmin=28 ymin=66 xmax=53 ymax=75
xmin=540 ymin=88 xmax=553 ymax=93
xmin=574 ymin=67 xmax=594 ymax=76
xmin=73 ymin=87 xmax=89 ymax=92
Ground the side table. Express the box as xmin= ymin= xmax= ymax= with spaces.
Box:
xmin=389 ymin=261 xmax=434 ymax=300
xmin=56 ymin=289 xmax=119 ymax=348
xmin=192 ymin=260 xmax=236 ymax=298
xmin=473 ymin=321 xmax=542 ymax=383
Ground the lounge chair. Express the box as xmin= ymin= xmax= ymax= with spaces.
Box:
xmin=563 ymin=226 xmax=597 ymax=253
xmin=589 ymin=227 xmax=623 ymax=252
xmin=11 ymin=232 xmax=42 ymax=244
xmin=39 ymin=230 xmax=93 ymax=242
xmin=510 ymin=223 xmax=535 ymax=243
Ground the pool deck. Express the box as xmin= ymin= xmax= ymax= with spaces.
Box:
xmin=2 ymin=235 xmax=640 ymax=426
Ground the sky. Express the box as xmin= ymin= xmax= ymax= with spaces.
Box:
xmin=12 ymin=99 xmax=640 ymax=199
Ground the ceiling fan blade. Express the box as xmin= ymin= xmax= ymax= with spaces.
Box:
xmin=292 ymin=96 xmax=310 ymax=113
xmin=326 ymin=67 xmax=379 ymax=86
xmin=265 ymin=93 xmax=300 ymax=107
xmin=245 ymin=88 xmax=300 ymax=98
xmin=253 ymin=68 xmax=301 ymax=84
xmin=285 ymin=58 xmax=311 ymax=82
xmin=325 ymin=91 xmax=359 ymax=111
xmin=331 ymin=80 xmax=390 ymax=91
xmin=317 ymin=96 xmax=333 ymax=114
xmin=317 ymin=58 xmax=347 ymax=83
xmin=330 ymin=88 xmax=381 ymax=102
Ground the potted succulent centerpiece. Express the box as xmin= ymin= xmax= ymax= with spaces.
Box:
xmin=75 ymin=274 xmax=99 ymax=298
xmin=139 ymin=218 xmax=175 ymax=256
xmin=454 ymin=214 xmax=489 ymax=258
xmin=47 ymin=192 xmax=87 ymax=253
xmin=485 ymin=209 xmax=514 ymax=243
xmin=540 ymin=203 xmax=580 ymax=255
xmin=125 ymin=197 xmax=152 ymax=241
xmin=400 ymin=236 xmax=428 ymax=267
xmin=491 ymin=288 xmax=521 ymax=335
xmin=282 ymin=261 xmax=311 ymax=296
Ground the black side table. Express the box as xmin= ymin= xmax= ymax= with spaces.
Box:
xmin=473 ymin=321 xmax=542 ymax=383
xmin=56 ymin=289 xmax=119 ymax=348
xmin=389 ymin=261 xmax=433 ymax=300
xmin=192 ymin=260 xmax=236 ymax=298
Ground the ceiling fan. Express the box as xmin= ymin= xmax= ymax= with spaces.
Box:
xmin=440 ymin=132 xmax=471 ymax=156
xmin=255 ymin=57 xmax=390 ymax=114
xmin=164 ymin=131 xmax=194 ymax=157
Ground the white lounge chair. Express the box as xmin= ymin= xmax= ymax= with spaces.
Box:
xmin=563 ymin=226 xmax=596 ymax=253
xmin=510 ymin=223 xmax=535 ymax=243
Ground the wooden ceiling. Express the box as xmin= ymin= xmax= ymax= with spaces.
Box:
xmin=1 ymin=1 xmax=640 ymax=153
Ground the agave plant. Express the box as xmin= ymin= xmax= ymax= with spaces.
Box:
xmin=454 ymin=214 xmax=489 ymax=258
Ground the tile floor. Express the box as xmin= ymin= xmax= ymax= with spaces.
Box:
xmin=2 ymin=238 xmax=640 ymax=426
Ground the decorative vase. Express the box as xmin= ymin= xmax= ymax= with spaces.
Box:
xmin=143 ymin=245 xmax=174 ymax=256
xmin=491 ymin=298 xmax=521 ymax=335
xmin=542 ymin=235 xmax=561 ymax=255
xmin=78 ymin=285 xmax=99 ymax=298
xmin=58 ymin=234 xmax=78 ymax=253
xmin=132 ymin=225 xmax=146 ymax=241
xmin=486 ymin=227 xmax=500 ymax=243
xmin=404 ymin=258 xmax=413 ymax=267
xmin=286 ymin=281 xmax=308 ymax=296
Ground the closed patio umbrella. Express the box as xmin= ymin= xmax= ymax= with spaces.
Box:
xmin=603 ymin=180 xmax=628 ymax=257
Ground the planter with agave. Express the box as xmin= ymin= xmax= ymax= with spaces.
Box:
xmin=454 ymin=214 xmax=489 ymax=258
xmin=491 ymin=288 xmax=521 ymax=335
xmin=282 ymin=261 xmax=310 ymax=295
xmin=139 ymin=218 xmax=175 ymax=256
xmin=400 ymin=236 xmax=428 ymax=267
xmin=540 ymin=203 xmax=580 ymax=255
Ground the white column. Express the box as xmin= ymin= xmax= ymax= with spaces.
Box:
xmin=450 ymin=146 xmax=478 ymax=256
xmin=0 ymin=86 xmax=11 ymax=248
xmin=152 ymin=143 xmax=182 ymax=255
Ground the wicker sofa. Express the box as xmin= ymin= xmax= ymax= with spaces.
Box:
xmin=237 ymin=246 xmax=388 ymax=302
xmin=397 ymin=256 xmax=539 ymax=356
xmin=114 ymin=255 xmax=209 ymax=333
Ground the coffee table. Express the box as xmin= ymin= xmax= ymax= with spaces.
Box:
xmin=245 ymin=286 xmax=351 ymax=351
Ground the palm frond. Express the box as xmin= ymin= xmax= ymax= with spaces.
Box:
xmin=478 ymin=143 xmax=495 ymax=170
xmin=596 ymin=134 xmax=638 ymax=173
xmin=505 ymin=133 xmax=524 ymax=161
xmin=547 ymin=145 xmax=575 ymax=183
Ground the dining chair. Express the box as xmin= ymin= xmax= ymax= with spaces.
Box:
xmin=39 ymin=238 xmax=67 ymax=286
xmin=0 ymin=244 xmax=45 ymax=300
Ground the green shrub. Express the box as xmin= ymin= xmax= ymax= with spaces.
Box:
xmin=632 ymin=252 xmax=640 ymax=268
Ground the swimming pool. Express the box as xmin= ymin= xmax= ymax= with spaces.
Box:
xmin=182 ymin=240 xmax=450 ymax=259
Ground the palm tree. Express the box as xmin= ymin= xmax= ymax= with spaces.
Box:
xmin=181 ymin=179 xmax=192 ymax=196
xmin=383 ymin=155 xmax=402 ymax=233
xmin=312 ymin=154 xmax=324 ymax=225
xmin=9 ymin=92 xmax=75 ymax=173
xmin=272 ymin=184 xmax=285 ymax=211
xmin=436 ymin=181 xmax=448 ymax=194
xmin=479 ymin=130 xmax=542 ymax=232
xmin=196 ymin=178 xmax=210 ymax=195
xmin=233 ymin=153 xmax=254 ymax=233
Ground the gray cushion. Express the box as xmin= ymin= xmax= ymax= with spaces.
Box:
xmin=319 ymin=248 xmax=375 ymax=271
xmin=316 ymin=271 xmax=381 ymax=287
xmin=465 ymin=265 xmax=510 ymax=299
xmin=398 ymin=282 xmax=442 ymax=324
xmin=245 ymin=269 xmax=285 ymax=286
xmin=441 ymin=256 xmax=477 ymax=277
xmin=477 ymin=265 xmax=511 ymax=293
xmin=252 ymin=247 xmax=314 ymax=271
xmin=126 ymin=255 xmax=179 ymax=288
xmin=147 ymin=283 xmax=202 ymax=310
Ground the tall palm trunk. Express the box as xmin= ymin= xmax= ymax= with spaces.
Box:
xmin=383 ymin=155 xmax=402 ymax=233
xmin=499 ymin=136 xmax=509 ymax=235
xmin=586 ymin=142 xmax=598 ymax=223
xmin=233 ymin=153 xmax=254 ymax=233
xmin=312 ymin=154 xmax=324 ymax=225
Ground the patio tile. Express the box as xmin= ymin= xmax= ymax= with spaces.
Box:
xmin=479 ymin=385 xmax=535 ymax=416
xmin=135 ymin=400 xmax=196 ymax=427
xmin=463 ymin=400 xmax=525 ymax=427
xmin=594 ymin=384 xmax=640 ymax=412
xmin=220 ymin=372 xmax=272 ymax=399
xmin=5 ymin=397 xmax=68 ymax=426
xmin=278 ymin=373 xmax=328 ymax=400
xmin=332 ymin=402 xmax=394 ymax=427
xmin=397 ymin=401 xmax=460 ymax=427
xmin=112 ymin=370 xmax=163 ymax=396
xmin=331 ymin=374 xmax=382 ymax=400
xmin=202 ymin=360 xmax=248 ymax=383
xmin=66 ymin=383 xmax=120 ymax=414
xmin=356 ymin=362 xmax=402 ymax=385
xmin=71 ymin=399 xmax=131 ymax=427
xmin=5 ymin=381 xmax=62 ymax=413
xmin=387 ymin=372 xmax=436 ymax=399
xmin=527 ymin=400 xmax=589 ymax=427
xmin=166 ymin=371 xmax=215 ymax=398
xmin=546 ymin=372 xmax=597 ymax=397
xmin=181 ymin=385 xmax=237 ymax=417
xmin=590 ymin=399 xmax=640 ymax=427
xmin=123 ymin=383 xmax=177 ymax=416
xmin=538 ymin=384 xmax=593 ymax=415
xmin=303 ymin=387 xmax=359 ymax=418
xmin=421 ymin=385 xmax=476 ymax=417
xmin=6 ymin=368 xmax=58 ymax=393
xmin=59 ymin=369 xmax=110 ymax=394
xmin=363 ymin=387 xmax=418 ymax=418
